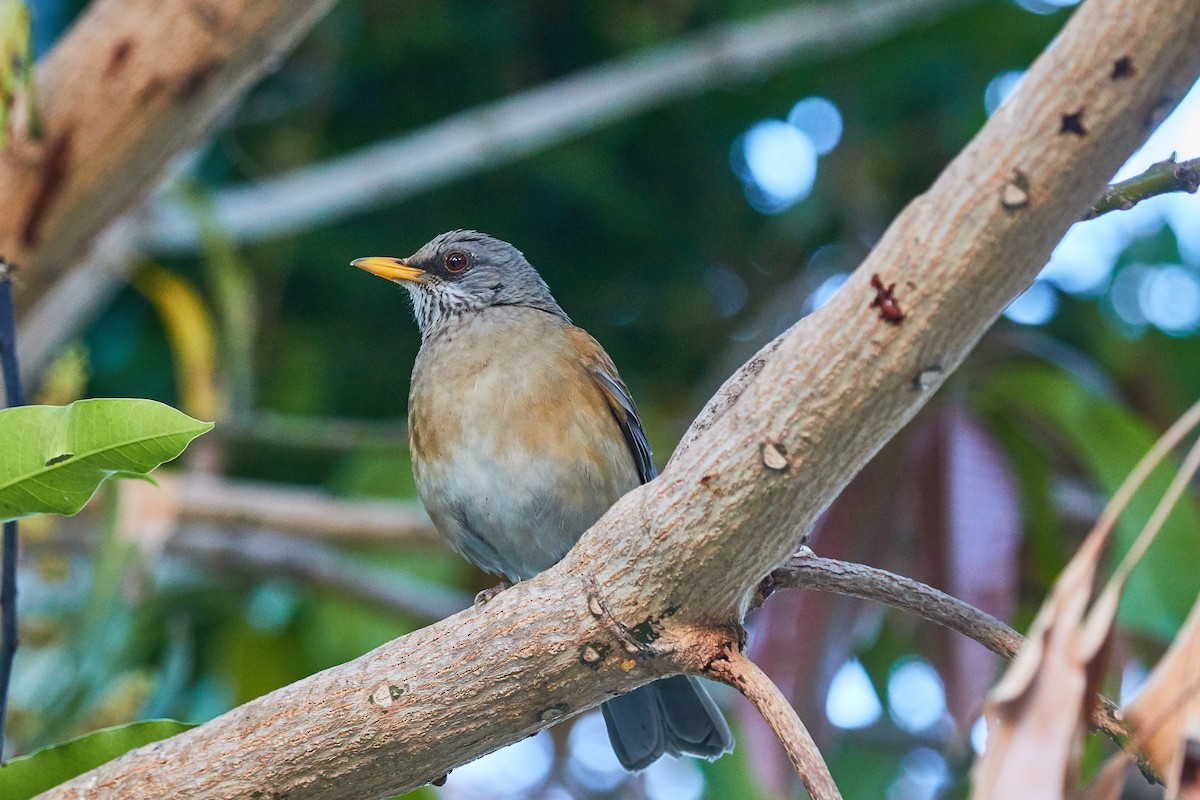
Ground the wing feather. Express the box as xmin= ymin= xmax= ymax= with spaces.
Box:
xmin=565 ymin=327 xmax=656 ymax=485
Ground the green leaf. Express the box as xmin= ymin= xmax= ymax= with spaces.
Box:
xmin=0 ymin=399 xmax=212 ymax=521
xmin=0 ymin=719 xmax=193 ymax=799
xmin=977 ymin=364 xmax=1200 ymax=639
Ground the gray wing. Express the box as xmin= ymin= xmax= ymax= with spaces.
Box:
xmin=589 ymin=365 xmax=656 ymax=485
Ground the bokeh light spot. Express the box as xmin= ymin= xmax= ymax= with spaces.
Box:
xmin=731 ymin=119 xmax=818 ymax=214
xmin=1139 ymin=264 xmax=1200 ymax=335
xmin=1011 ymin=0 xmax=1078 ymax=14
xmin=825 ymin=658 xmax=883 ymax=729
xmin=1004 ymin=279 xmax=1058 ymax=325
xmin=887 ymin=658 xmax=946 ymax=733
xmin=970 ymin=716 xmax=988 ymax=755
xmin=887 ymin=747 xmax=950 ymax=800
xmin=809 ymin=272 xmax=849 ymax=313
xmin=644 ymin=754 xmax=705 ymax=800
xmin=705 ymin=264 xmax=750 ymax=318
xmin=787 ymin=96 xmax=843 ymax=155
xmin=440 ymin=730 xmax=553 ymax=799
xmin=983 ymin=70 xmax=1024 ymax=116
xmin=1110 ymin=263 xmax=1153 ymax=328
xmin=566 ymin=711 xmax=626 ymax=793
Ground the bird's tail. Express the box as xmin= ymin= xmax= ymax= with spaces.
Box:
xmin=600 ymin=675 xmax=734 ymax=772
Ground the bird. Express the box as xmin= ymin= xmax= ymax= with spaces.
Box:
xmin=352 ymin=229 xmax=733 ymax=772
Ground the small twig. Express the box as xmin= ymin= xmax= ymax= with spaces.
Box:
xmin=0 ymin=258 xmax=25 ymax=761
xmin=1084 ymin=155 xmax=1200 ymax=220
xmin=707 ymin=645 xmax=842 ymax=800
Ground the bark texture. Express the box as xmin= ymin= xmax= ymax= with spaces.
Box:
xmin=0 ymin=0 xmax=334 ymax=310
xmin=35 ymin=0 xmax=1200 ymax=798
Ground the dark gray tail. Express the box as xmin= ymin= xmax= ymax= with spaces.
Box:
xmin=600 ymin=675 xmax=733 ymax=772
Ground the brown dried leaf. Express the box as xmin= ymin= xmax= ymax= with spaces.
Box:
xmin=973 ymin=409 xmax=1200 ymax=799
xmin=972 ymin=531 xmax=1107 ymax=799
xmin=1124 ymin=591 xmax=1200 ymax=798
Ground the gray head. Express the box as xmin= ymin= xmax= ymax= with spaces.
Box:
xmin=352 ymin=230 xmax=569 ymax=339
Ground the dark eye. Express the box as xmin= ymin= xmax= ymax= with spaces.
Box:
xmin=445 ymin=250 xmax=469 ymax=273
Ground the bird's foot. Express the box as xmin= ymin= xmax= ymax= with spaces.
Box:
xmin=474 ymin=581 xmax=512 ymax=609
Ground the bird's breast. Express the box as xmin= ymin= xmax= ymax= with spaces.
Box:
xmin=407 ymin=308 xmax=638 ymax=579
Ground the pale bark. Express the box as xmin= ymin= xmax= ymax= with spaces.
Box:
xmin=0 ymin=0 xmax=335 ymax=313
xmin=33 ymin=0 xmax=1200 ymax=797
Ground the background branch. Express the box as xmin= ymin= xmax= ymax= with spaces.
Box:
xmin=0 ymin=0 xmax=336 ymax=315
xmin=136 ymin=0 xmax=976 ymax=254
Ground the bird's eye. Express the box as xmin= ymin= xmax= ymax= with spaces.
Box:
xmin=445 ymin=251 xmax=469 ymax=273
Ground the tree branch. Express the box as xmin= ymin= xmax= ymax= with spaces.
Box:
xmin=1084 ymin=154 xmax=1200 ymax=219
xmin=135 ymin=0 xmax=976 ymax=254
xmin=707 ymin=645 xmax=841 ymax=800
xmin=0 ymin=0 xmax=336 ymax=314
xmin=32 ymin=0 xmax=1200 ymax=797
xmin=761 ymin=549 xmax=1140 ymax=766
xmin=762 ymin=548 xmax=1023 ymax=658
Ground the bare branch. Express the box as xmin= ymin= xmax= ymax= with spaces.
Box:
xmin=14 ymin=215 xmax=141 ymax=384
xmin=762 ymin=549 xmax=1140 ymax=763
xmin=708 ymin=646 xmax=841 ymax=800
xmin=1084 ymin=154 xmax=1200 ymax=219
xmin=32 ymin=1 xmax=1200 ymax=797
xmin=762 ymin=548 xmax=1023 ymax=658
xmin=136 ymin=0 xmax=977 ymax=254
xmin=212 ymin=410 xmax=409 ymax=453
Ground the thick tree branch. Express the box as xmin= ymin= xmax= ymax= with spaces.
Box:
xmin=0 ymin=0 xmax=335 ymax=313
xmin=33 ymin=0 xmax=1200 ymax=798
xmin=136 ymin=0 xmax=975 ymax=254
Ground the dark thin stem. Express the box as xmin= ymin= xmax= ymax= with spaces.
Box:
xmin=0 ymin=260 xmax=24 ymax=762
xmin=1084 ymin=155 xmax=1200 ymax=220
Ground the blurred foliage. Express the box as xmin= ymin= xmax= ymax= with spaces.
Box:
xmin=0 ymin=719 xmax=193 ymax=800
xmin=17 ymin=0 xmax=1200 ymax=798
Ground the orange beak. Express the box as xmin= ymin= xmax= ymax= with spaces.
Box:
xmin=351 ymin=257 xmax=428 ymax=284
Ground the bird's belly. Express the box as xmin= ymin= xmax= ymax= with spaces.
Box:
xmin=409 ymin=329 xmax=638 ymax=580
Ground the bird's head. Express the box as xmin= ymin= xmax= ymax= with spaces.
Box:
xmin=352 ymin=230 xmax=568 ymax=339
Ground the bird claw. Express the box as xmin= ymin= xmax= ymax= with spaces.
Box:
xmin=474 ymin=582 xmax=512 ymax=608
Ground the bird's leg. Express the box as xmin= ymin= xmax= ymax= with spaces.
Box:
xmin=473 ymin=580 xmax=513 ymax=609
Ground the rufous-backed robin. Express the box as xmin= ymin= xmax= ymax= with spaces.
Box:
xmin=352 ymin=230 xmax=733 ymax=772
